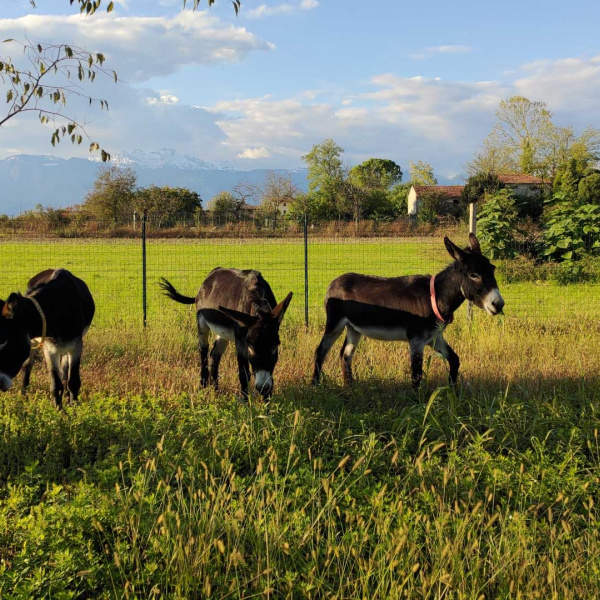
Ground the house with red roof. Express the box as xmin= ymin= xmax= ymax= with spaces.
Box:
xmin=407 ymin=174 xmax=549 ymax=216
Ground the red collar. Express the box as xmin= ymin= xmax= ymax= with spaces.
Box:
xmin=430 ymin=275 xmax=452 ymax=324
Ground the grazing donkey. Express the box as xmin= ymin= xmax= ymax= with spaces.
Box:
xmin=160 ymin=268 xmax=292 ymax=400
xmin=312 ymin=234 xmax=504 ymax=389
xmin=0 ymin=269 xmax=95 ymax=408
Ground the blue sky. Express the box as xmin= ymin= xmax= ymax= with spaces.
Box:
xmin=1 ymin=0 xmax=599 ymax=175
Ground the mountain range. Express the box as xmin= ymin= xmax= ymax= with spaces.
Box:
xmin=0 ymin=149 xmax=463 ymax=216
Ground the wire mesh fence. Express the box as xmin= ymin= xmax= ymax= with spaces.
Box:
xmin=1 ymin=217 xmax=599 ymax=330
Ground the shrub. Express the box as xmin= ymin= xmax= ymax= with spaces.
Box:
xmin=542 ymin=193 xmax=600 ymax=262
xmin=477 ymin=189 xmax=519 ymax=259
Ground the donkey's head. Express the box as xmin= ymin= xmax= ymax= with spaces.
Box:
xmin=444 ymin=234 xmax=505 ymax=316
xmin=0 ymin=295 xmax=32 ymax=392
xmin=219 ymin=292 xmax=293 ymax=398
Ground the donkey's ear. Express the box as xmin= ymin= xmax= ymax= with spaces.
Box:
xmin=218 ymin=306 xmax=258 ymax=328
xmin=272 ymin=292 xmax=293 ymax=324
xmin=468 ymin=233 xmax=482 ymax=254
xmin=444 ymin=236 xmax=467 ymax=262
xmin=1 ymin=293 xmax=20 ymax=319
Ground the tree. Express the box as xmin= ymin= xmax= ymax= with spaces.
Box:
xmin=490 ymin=96 xmax=553 ymax=175
xmin=302 ymin=139 xmax=345 ymax=218
xmin=231 ymin=181 xmax=261 ymax=207
xmin=83 ymin=166 xmax=137 ymax=223
xmin=408 ymin=160 xmax=437 ymax=186
xmin=349 ymin=158 xmax=402 ymax=191
xmin=461 ymin=172 xmax=503 ymax=205
xmin=260 ymin=171 xmax=299 ymax=215
xmin=345 ymin=158 xmax=403 ymax=222
xmin=135 ymin=186 xmax=202 ymax=226
xmin=208 ymin=191 xmax=243 ymax=223
xmin=466 ymin=138 xmax=514 ymax=177
xmin=578 ymin=173 xmax=600 ymax=206
xmin=387 ymin=182 xmax=412 ymax=216
xmin=470 ymin=96 xmax=600 ymax=180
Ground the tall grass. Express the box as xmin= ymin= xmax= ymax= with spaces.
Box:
xmin=1 ymin=316 xmax=600 ymax=598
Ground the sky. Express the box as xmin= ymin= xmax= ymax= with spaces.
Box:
xmin=1 ymin=0 xmax=599 ymax=176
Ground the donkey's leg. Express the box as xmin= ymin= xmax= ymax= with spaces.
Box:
xmin=234 ymin=339 xmax=251 ymax=402
xmin=409 ymin=337 xmax=426 ymax=390
xmin=197 ymin=314 xmax=210 ymax=387
xmin=340 ymin=325 xmax=361 ymax=385
xmin=210 ymin=337 xmax=229 ymax=389
xmin=21 ymin=349 xmax=36 ymax=395
xmin=66 ymin=338 xmax=83 ymax=404
xmin=312 ymin=312 xmax=346 ymax=384
xmin=430 ymin=334 xmax=460 ymax=385
xmin=43 ymin=342 xmax=64 ymax=410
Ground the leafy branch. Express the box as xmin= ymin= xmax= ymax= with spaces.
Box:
xmin=0 ymin=39 xmax=118 ymax=160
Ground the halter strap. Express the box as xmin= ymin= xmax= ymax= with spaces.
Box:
xmin=430 ymin=275 xmax=452 ymax=324
xmin=28 ymin=296 xmax=47 ymax=349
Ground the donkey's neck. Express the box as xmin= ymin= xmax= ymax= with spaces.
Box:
xmin=434 ymin=264 xmax=467 ymax=321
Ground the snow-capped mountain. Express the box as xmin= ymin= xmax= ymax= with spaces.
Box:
xmin=0 ymin=151 xmax=308 ymax=216
xmin=88 ymin=148 xmax=227 ymax=171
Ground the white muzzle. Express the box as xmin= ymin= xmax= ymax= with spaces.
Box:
xmin=483 ymin=288 xmax=505 ymax=315
xmin=254 ymin=370 xmax=273 ymax=394
xmin=0 ymin=373 xmax=13 ymax=392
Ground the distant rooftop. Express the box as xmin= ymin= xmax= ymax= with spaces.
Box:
xmin=496 ymin=173 xmax=545 ymax=185
xmin=413 ymin=185 xmax=464 ymax=198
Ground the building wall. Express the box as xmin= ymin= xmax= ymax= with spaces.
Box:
xmin=507 ymin=183 xmax=544 ymax=198
xmin=407 ymin=187 xmax=419 ymax=215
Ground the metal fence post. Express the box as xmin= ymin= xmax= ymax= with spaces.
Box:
xmin=304 ymin=214 xmax=309 ymax=329
xmin=467 ymin=202 xmax=476 ymax=324
xmin=142 ymin=211 xmax=147 ymax=328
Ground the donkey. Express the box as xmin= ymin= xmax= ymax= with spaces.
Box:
xmin=160 ymin=268 xmax=292 ymax=400
xmin=312 ymin=234 xmax=504 ymax=389
xmin=0 ymin=269 xmax=95 ymax=409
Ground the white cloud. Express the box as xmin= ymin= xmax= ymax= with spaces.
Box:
xmin=410 ymin=44 xmax=473 ymax=60
xmin=430 ymin=45 xmax=473 ymax=54
xmin=239 ymin=147 xmax=271 ymax=159
xmin=247 ymin=0 xmax=318 ymax=19
xmin=146 ymin=93 xmax=180 ymax=105
xmin=515 ymin=55 xmax=600 ymax=116
xmin=0 ymin=12 xmax=273 ymax=82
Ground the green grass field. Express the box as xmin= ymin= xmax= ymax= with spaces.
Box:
xmin=1 ymin=237 xmax=600 ymax=598
xmin=2 ymin=238 xmax=599 ymax=327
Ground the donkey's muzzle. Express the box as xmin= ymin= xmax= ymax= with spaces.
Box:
xmin=0 ymin=373 xmax=13 ymax=392
xmin=255 ymin=370 xmax=274 ymax=397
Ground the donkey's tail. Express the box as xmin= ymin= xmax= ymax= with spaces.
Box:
xmin=159 ymin=278 xmax=196 ymax=305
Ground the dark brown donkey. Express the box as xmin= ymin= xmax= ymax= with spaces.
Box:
xmin=160 ymin=268 xmax=292 ymax=400
xmin=312 ymin=234 xmax=504 ymax=389
xmin=0 ymin=269 xmax=95 ymax=408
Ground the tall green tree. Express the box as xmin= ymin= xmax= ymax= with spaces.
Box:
xmin=349 ymin=159 xmax=402 ymax=191
xmin=83 ymin=166 xmax=137 ymax=223
xmin=408 ymin=160 xmax=437 ymax=186
xmin=135 ymin=186 xmax=202 ymax=226
xmin=208 ymin=191 xmax=243 ymax=223
xmin=302 ymin=139 xmax=345 ymax=218
xmin=469 ymin=96 xmax=600 ymax=180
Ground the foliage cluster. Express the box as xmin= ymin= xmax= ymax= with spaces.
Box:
xmin=288 ymin=140 xmax=409 ymax=222
xmin=81 ymin=166 xmax=202 ymax=225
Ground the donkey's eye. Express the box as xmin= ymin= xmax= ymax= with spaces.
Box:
xmin=271 ymin=347 xmax=278 ymax=355
xmin=469 ymin=273 xmax=482 ymax=281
